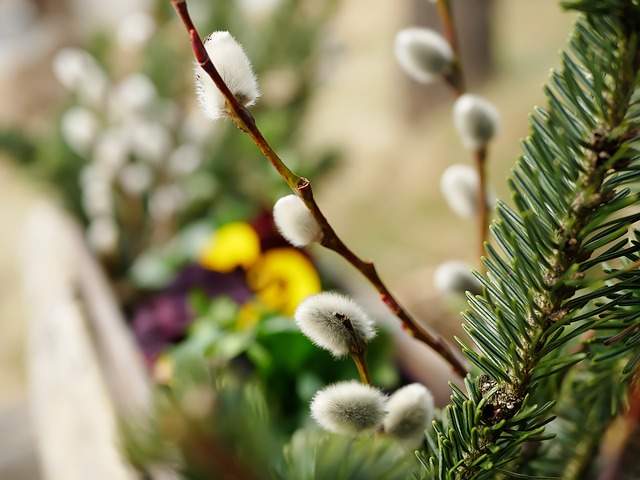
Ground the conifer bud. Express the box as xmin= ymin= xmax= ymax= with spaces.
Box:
xmin=383 ymin=383 xmax=434 ymax=447
xmin=440 ymin=164 xmax=487 ymax=219
xmin=294 ymin=292 xmax=375 ymax=357
xmin=273 ymin=194 xmax=322 ymax=247
xmin=434 ymin=261 xmax=482 ymax=297
xmin=394 ymin=28 xmax=453 ymax=84
xmin=311 ymin=381 xmax=386 ymax=434
xmin=453 ymin=94 xmax=500 ymax=150
xmin=195 ymin=31 xmax=259 ymax=120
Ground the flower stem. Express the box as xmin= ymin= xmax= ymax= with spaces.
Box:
xmin=170 ymin=0 xmax=467 ymax=378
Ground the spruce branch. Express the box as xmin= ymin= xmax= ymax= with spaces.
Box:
xmin=169 ymin=0 xmax=468 ymax=377
xmin=420 ymin=4 xmax=640 ymax=477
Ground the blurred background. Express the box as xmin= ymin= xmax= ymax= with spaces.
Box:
xmin=0 ymin=0 xmax=574 ymax=478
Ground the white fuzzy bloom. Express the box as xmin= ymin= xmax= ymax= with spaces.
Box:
xmin=168 ymin=144 xmax=203 ymax=176
xmin=93 ymin=128 xmax=130 ymax=173
xmin=130 ymin=120 xmax=172 ymax=163
xmin=82 ymin=178 xmax=113 ymax=217
xmin=195 ymin=31 xmax=259 ymax=120
xmin=149 ymin=185 xmax=185 ymax=220
xmin=116 ymin=12 xmax=156 ymax=49
xmin=434 ymin=261 xmax=481 ymax=297
xmin=87 ymin=216 xmax=118 ymax=254
xmin=383 ymin=383 xmax=434 ymax=447
xmin=61 ymin=107 xmax=99 ymax=155
xmin=238 ymin=0 xmax=282 ymax=21
xmin=440 ymin=164 xmax=480 ymax=218
xmin=295 ymin=292 xmax=375 ymax=357
xmin=118 ymin=162 xmax=153 ymax=195
xmin=109 ymin=74 xmax=157 ymax=119
xmin=52 ymin=48 xmax=108 ymax=106
xmin=182 ymin=108 xmax=218 ymax=144
xmin=311 ymin=381 xmax=386 ymax=435
xmin=453 ymin=94 xmax=500 ymax=150
xmin=273 ymin=194 xmax=322 ymax=247
xmin=394 ymin=28 xmax=453 ymax=84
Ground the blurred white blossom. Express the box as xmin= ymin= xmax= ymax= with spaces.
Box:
xmin=237 ymin=0 xmax=283 ymax=22
xmin=61 ymin=107 xmax=99 ymax=155
xmin=93 ymin=128 xmax=130 ymax=173
xmin=440 ymin=164 xmax=482 ymax=218
xmin=118 ymin=162 xmax=153 ymax=196
xmin=130 ymin=120 xmax=172 ymax=163
xmin=87 ymin=216 xmax=118 ymax=254
xmin=52 ymin=48 xmax=108 ymax=106
xmin=168 ymin=144 xmax=203 ymax=176
xmin=116 ymin=11 xmax=156 ymax=49
xmin=434 ymin=261 xmax=481 ymax=297
xmin=149 ymin=184 xmax=185 ymax=220
xmin=109 ymin=73 xmax=157 ymax=119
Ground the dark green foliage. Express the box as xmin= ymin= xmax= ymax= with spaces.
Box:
xmin=419 ymin=3 xmax=640 ymax=478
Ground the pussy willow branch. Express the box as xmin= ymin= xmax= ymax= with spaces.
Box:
xmin=435 ymin=0 xmax=491 ymax=265
xmin=170 ymin=0 xmax=467 ymax=378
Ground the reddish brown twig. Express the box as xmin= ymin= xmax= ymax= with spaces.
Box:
xmin=169 ymin=0 xmax=467 ymax=378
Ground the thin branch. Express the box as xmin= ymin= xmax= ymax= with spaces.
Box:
xmin=474 ymin=146 xmax=489 ymax=262
xmin=435 ymin=0 xmax=491 ymax=265
xmin=435 ymin=0 xmax=465 ymax=95
xmin=169 ymin=0 xmax=467 ymax=378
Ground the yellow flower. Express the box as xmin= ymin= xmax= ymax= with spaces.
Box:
xmin=247 ymin=248 xmax=321 ymax=316
xmin=199 ymin=222 xmax=261 ymax=272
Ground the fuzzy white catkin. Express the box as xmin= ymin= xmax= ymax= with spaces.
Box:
xmin=116 ymin=12 xmax=156 ymax=49
xmin=440 ymin=164 xmax=480 ymax=218
xmin=383 ymin=383 xmax=434 ymax=448
xmin=394 ymin=28 xmax=453 ymax=84
xmin=168 ymin=144 xmax=203 ymax=176
xmin=273 ymin=194 xmax=322 ymax=247
xmin=61 ymin=107 xmax=99 ymax=155
xmin=311 ymin=381 xmax=386 ymax=434
xmin=453 ymin=94 xmax=500 ymax=150
xmin=118 ymin=162 xmax=153 ymax=196
xmin=294 ymin=292 xmax=376 ymax=357
xmin=195 ymin=31 xmax=259 ymax=120
xmin=52 ymin=48 xmax=108 ymax=106
xmin=87 ymin=216 xmax=118 ymax=254
xmin=434 ymin=261 xmax=481 ymax=297
xmin=109 ymin=74 xmax=157 ymax=119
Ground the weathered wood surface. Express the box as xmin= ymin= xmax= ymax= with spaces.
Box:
xmin=22 ymin=204 xmax=174 ymax=480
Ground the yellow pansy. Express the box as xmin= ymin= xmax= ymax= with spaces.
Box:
xmin=247 ymin=248 xmax=321 ymax=316
xmin=199 ymin=222 xmax=261 ymax=272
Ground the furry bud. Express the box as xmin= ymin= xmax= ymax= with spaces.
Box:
xmin=52 ymin=48 xmax=108 ymax=106
xmin=394 ymin=28 xmax=453 ymax=84
xmin=61 ymin=107 xmax=99 ymax=155
xmin=453 ymin=94 xmax=500 ymax=150
xmin=195 ymin=31 xmax=259 ymax=120
xmin=295 ymin=292 xmax=375 ymax=357
xmin=273 ymin=195 xmax=322 ymax=247
xmin=440 ymin=164 xmax=483 ymax=218
xmin=311 ymin=381 xmax=386 ymax=434
xmin=434 ymin=261 xmax=481 ymax=297
xmin=383 ymin=383 xmax=434 ymax=448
